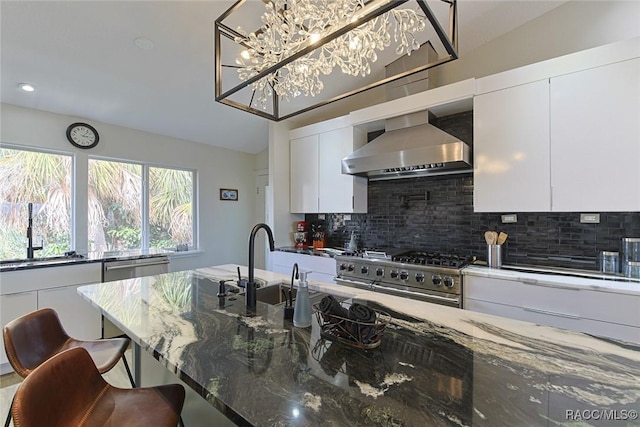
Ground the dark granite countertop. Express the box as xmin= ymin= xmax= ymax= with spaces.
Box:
xmin=0 ymin=248 xmax=171 ymax=272
xmin=276 ymin=246 xmax=343 ymax=258
xmin=78 ymin=267 xmax=640 ymax=427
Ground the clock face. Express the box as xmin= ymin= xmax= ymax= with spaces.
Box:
xmin=66 ymin=123 xmax=99 ymax=149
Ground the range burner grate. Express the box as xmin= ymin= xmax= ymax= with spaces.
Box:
xmin=392 ymin=251 xmax=472 ymax=268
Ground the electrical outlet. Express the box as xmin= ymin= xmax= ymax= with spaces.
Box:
xmin=501 ymin=214 xmax=517 ymax=223
xmin=580 ymin=213 xmax=600 ymax=224
xmin=343 ymin=214 xmax=351 ymax=221
xmin=318 ymin=214 xmax=325 ymax=220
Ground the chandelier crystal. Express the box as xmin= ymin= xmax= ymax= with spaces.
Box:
xmin=233 ymin=0 xmax=428 ymax=109
xmin=214 ymin=0 xmax=458 ymax=121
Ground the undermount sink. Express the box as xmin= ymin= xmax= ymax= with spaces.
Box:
xmin=255 ymin=284 xmax=298 ymax=305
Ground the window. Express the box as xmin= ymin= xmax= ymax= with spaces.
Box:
xmin=0 ymin=147 xmax=72 ymax=259
xmin=88 ymin=159 xmax=194 ymax=252
xmin=149 ymin=167 xmax=193 ymax=251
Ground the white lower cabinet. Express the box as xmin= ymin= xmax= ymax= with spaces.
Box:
xmin=0 ymin=262 xmax=103 ymax=373
xmin=38 ymin=284 xmax=102 ymax=340
xmin=464 ymin=274 xmax=640 ymax=343
xmin=0 ymin=291 xmax=38 ymax=369
xmin=271 ymin=251 xmax=336 ymax=284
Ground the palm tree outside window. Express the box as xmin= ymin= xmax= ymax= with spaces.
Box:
xmin=0 ymin=146 xmax=195 ymax=260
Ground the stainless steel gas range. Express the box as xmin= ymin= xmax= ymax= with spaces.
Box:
xmin=335 ymin=250 xmax=472 ymax=308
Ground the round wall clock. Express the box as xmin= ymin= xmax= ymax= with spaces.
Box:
xmin=66 ymin=122 xmax=99 ymax=149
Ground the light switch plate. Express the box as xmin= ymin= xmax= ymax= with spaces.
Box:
xmin=580 ymin=213 xmax=600 ymax=224
xmin=501 ymin=214 xmax=517 ymax=223
xmin=318 ymin=214 xmax=325 ymax=220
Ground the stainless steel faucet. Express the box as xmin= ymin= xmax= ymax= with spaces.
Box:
xmin=247 ymin=223 xmax=275 ymax=309
xmin=26 ymin=203 xmax=43 ymax=259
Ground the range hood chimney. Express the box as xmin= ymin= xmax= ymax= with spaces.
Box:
xmin=342 ymin=42 xmax=472 ymax=181
xmin=342 ymin=111 xmax=472 ymax=181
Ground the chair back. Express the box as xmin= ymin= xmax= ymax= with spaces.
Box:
xmin=3 ymin=308 xmax=70 ymax=377
xmin=11 ymin=347 xmax=108 ymax=427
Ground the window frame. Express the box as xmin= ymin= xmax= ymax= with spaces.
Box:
xmin=88 ymin=155 xmax=197 ymax=252
xmin=0 ymin=143 xmax=77 ymax=254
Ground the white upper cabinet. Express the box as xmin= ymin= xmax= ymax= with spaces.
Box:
xmin=290 ymin=134 xmax=319 ymax=213
xmin=550 ymin=58 xmax=640 ymax=211
xmin=474 ymin=80 xmax=551 ymax=212
xmin=474 ymin=37 xmax=640 ymax=212
xmin=290 ymin=116 xmax=367 ymax=214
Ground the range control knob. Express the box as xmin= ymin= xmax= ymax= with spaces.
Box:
xmin=339 ymin=263 xmax=347 ymax=271
xmin=376 ymin=268 xmax=384 ymax=277
xmin=415 ymin=273 xmax=425 ymax=283
xmin=347 ymin=264 xmax=355 ymax=272
xmin=361 ymin=266 xmax=369 ymax=274
xmin=432 ymin=275 xmax=442 ymax=286
xmin=390 ymin=270 xmax=399 ymax=279
xmin=443 ymin=277 xmax=455 ymax=288
xmin=399 ymin=271 xmax=409 ymax=281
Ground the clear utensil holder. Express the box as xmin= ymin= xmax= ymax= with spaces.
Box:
xmin=487 ymin=244 xmax=502 ymax=268
xmin=598 ymin=251 xmax=619 ymax=274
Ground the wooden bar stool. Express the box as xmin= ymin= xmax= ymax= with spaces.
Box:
xmin=3 ymin=308 xmax=136 ymax=427
xmin=11 ymin=347 xmax=185 ymax=427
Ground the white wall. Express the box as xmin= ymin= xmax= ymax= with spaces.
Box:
xmin=434 ymin=0 xmax=640 ymax=86
xmin=268 ymin=121 xmax=303 ymax=267
xmin=1 ymin=104 xmax=261 ymax=272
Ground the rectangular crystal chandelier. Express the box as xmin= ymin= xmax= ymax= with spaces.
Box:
xmin=215 ymin=0 xmax=458 ymax=121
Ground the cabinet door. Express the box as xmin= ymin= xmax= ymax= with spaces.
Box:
xmin=550 ymin=58 xmax=640 ymax=211
xmin=1 ymin=291 xmax=38 ymax=368
xmin=474 ymin=80 xmax=551 ymax=212
xmin=290 ymin=135 xmax=319 ymax=213
xmin=38 ymin=284 xmax=102 ymax=340
xmin=318 ymin=127 xmax=357 ymax=213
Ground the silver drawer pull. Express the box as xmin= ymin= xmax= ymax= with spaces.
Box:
xmin=521 ymin=280 xmax=580 ymax=291
xmin=522 ymin=306 xmax=581 ymax=319
xmin=104 ymin=260 xmax=170 ymax=271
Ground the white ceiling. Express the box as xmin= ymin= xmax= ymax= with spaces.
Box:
xmin=1 ymin=1 xmax=566 ymax=154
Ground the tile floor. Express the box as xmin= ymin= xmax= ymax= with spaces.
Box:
xmin=0 ymin=350 xmax=133 ymax=426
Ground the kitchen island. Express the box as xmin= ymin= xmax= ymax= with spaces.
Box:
xmin=78 ymin=265 xmax=640 ymax=427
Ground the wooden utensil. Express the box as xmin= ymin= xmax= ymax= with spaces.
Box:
xmin=498 ymin=232 xmax=508 ymax=245
xmin=484 ymin=231 xmax=495 ymax=245
xmin=491 ymin=231 xmax=499 ymax=245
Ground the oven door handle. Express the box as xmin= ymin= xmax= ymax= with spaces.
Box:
xmin=371 ymin=284 xmax=461 ymax=305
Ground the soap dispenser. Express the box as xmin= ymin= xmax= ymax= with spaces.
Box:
xmin=293 ymin=270 xmax=312 ymax=328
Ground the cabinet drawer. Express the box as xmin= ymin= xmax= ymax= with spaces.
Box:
xmin=579 ymin=290 xmax=640 ymax=327
xmin=465 ymin=275 xmax=580 ymax=317
xmin=1 ymin=262 xmax=102 ymax=294
xmin=272 ymin=252 xmax=336 ymax=283
xmin=465 ymin=298 xmax=581 ymax=332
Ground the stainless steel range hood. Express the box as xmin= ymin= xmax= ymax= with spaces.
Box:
xmin=341 ymin=110 xmax=472 ymax=181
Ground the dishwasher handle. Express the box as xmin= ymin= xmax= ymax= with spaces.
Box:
xmin=104 ymin=259 xmax=170 ymax=271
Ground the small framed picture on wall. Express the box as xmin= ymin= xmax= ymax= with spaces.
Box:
xmin=220 ymin=188 xmax=238 ymax=201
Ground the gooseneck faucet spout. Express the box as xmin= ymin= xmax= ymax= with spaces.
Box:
xmin=247 ymin=223 xmax=275 ymax=309
xmin=289 ymin=263 xmax=299 ymax=306
xmin=26 ymin=203 xmax=43 ymax=259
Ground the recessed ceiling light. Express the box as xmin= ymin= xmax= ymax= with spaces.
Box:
xmin=18 ymin=83 xmax=35 ymax=92
xmin=134 ymin=37 xmax=155 ymax=50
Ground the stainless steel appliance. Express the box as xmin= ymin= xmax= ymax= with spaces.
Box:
xmin=335 ymin=250 xmax=471 ymax=308
xmin=102 ymin=256 xmax=170 ymax=282
xmin=102 ymin=255 xmax=170 ymax=338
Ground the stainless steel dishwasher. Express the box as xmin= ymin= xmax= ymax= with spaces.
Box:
xmin=102 ymin=255 xmax=170 ymax=338
xmin=102 ymin=255 xmax=170 ymax=282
